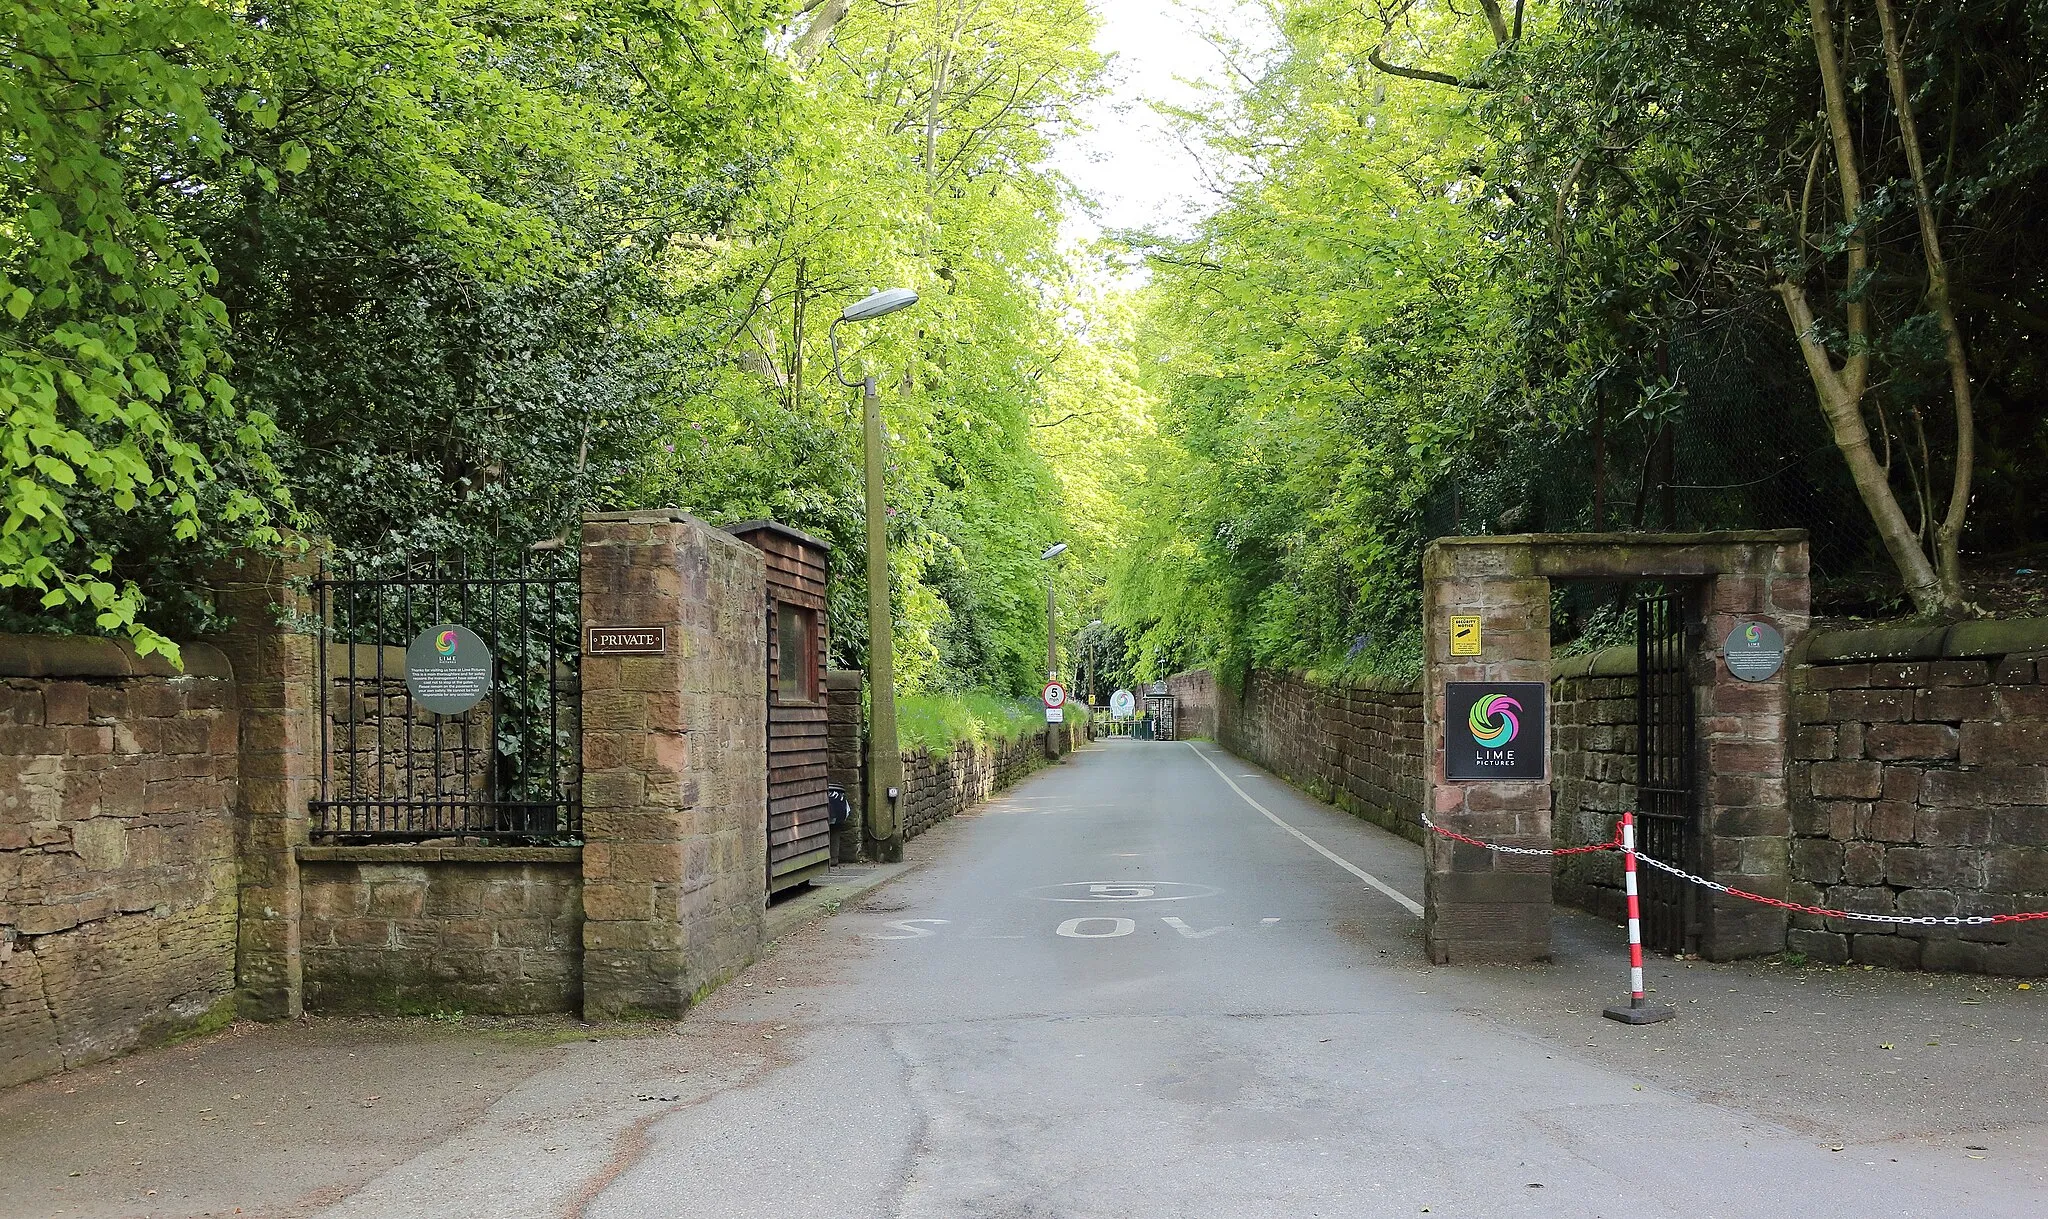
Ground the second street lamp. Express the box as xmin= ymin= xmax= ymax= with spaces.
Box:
xmin=1041 ymin=542 xmax=1067 ymax=680
xmin=831 ymin=287 xmax=920 ymax=863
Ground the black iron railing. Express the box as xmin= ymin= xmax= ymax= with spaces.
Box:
xmin=1635 ymin=586 xmax=1698 ymax=954
xmin=311 ymin=552 xmax=581 ymax=843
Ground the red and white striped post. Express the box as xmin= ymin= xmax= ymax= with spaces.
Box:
xmin=1603 ymin=811 xmax=1676 ymax=1025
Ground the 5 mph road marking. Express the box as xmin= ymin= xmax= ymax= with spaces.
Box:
xmin=1187 ymin=743 xmax=1424 ymax=918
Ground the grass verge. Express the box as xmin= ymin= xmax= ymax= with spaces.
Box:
xmin=896 ymin=690 xmax=1087 ymax=753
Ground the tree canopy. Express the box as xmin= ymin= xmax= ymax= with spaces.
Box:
xmin=8 ymin=0 xmax=2045 ymax=694
xmin=1103 ymin=0 xmax=2048 ymax=684
xmin=3 ymin=0 xmax=1135 ymax=699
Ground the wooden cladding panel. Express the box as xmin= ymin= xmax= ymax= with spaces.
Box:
xmin=730 ymin=521 xmax=833 ymax=887
xmin=770 ymin=763 xmax=829 ymax=789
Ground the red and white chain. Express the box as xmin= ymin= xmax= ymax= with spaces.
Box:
xmin=1419 ymin=811 xmax=1620 ymax=856
xmin=1630 ymin=850 xmax=2048 ymax=926
xmin=1422 ymin=811 xmax=2048 ymax=927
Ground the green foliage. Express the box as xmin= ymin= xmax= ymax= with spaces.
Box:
xmin=1 ymin=0 xmax=285 ymax=659
xmin=896 ymin=689 xmax=1083 ymax=753
xmin=5 ymin=0 xmax=1112 ymax=705
xmin=1486 ymin=0 xmax=2048 ymax=566
xmin=192 ymin=0 xmax=784 ymax=571
xmin=1108 ymin=2 xmax=1510 ymax=681
xmin=1107 ymin=0 xmax=2048 ymax=679
xmin=639 ymin=0 xmax=1107 ymax=696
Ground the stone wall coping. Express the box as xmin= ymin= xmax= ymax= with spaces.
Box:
xmin=296 ymin=845 xmax=583 ymax=865
xmin=1429 ymin=529 xmax=1809 ymax=548
xmin=901 ymin=730 xmax=1039 ymax=765
xmin=583 ymin=509 xmax=694 ymax=524
xmin=583 ymin=510 xmax=768 ymax=572
xmin=1206 ymin=616 xmax=2045 ymax=693
xmin=1424 ymin=530 xmax=1810 ymax=581
xmin=1551 ymin=643 xmax=1639 ymax=680
xmin=826 ymin=669 xmax=864 ymax=691
xmin=1803 ymin=616 xmax=2048 ymax=663
xmin=0 ymin=633 xmax=233 ymax=679
xmin=1327 ymin=671 xmax=1424 ymax=694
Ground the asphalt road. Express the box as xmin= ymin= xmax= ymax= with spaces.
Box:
xmin=554 ymin=738 xmax=2043 ymax=1219
xmin=13 ymin=736 xmax=2046 ymax=1218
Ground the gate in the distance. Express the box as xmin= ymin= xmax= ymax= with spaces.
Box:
xmin=311 ymin=552 xmax=581 ymax=843
xmin=1635 ymin=586 xmax=1699 ymax=955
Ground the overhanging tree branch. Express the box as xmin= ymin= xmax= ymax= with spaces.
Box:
xmin=1368 ymin=46 xmax=1480 ymax=90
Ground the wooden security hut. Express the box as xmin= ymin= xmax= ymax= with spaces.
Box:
xmin=726 ymin=521 xmax=833 ymax=892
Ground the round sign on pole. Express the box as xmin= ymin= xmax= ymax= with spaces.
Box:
xmin=1109 ymin=688 xmax=1136 ymax=718
xmin=1722 ymin=620 xmax=1786 ymax=682
xmin=405 ymin=623 xmax=494 ymax=715
xmin=1042 ymin=680 xmax=1067 ymax=709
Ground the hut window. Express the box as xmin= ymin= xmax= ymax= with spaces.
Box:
xmin=777 ymin=603 xmax=818 ymax=702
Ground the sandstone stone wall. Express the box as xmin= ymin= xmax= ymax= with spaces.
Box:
xmin=1165 ymin=670 xmax=1218 ymax=740
xmin=1185 ymin=656 xmax=1638 ymax=912
xmin=1786 ymin=621 xmax=2048 ymax=974
xmin=1205 ymin=669 xmax=1426 ymax=844
xmin=298 ymin=848 xmax=582 ymax=1014
xmin=1183 ymin=615 xmax=2048 ymax=973
xmin=900 ymin=723 xmax=1079 ymax=841
xmin=579 ymin=511 xmax=767 ymax=1020
xmin=1549 ymin=646 xmax=1639 ymax=921
xmin=1 ymin=637 xmax=241 ymax=1089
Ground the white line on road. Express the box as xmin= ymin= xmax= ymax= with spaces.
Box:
xmin=1187 ymin=743 xmax=1424 ymax=918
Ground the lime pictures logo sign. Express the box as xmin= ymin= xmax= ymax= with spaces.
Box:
xmin=406 ymin=623 xmax=493 ymax=715
xmin=1445 ymin=681 xmax=1547 ymax=781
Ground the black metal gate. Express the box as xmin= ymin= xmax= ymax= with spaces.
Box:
xmin=1144 ymin=694 xmax=1178 ymax=742
xmin=1635 ymin=587 xmax=1698 ymax=955
xmin=311 ymin=553 xmax=581 ymax=843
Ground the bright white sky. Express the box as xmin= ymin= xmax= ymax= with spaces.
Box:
xmin=1052 ymin=1 xmax=1263 ymax=247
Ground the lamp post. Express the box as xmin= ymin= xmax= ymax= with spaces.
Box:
xmin=1085 ymin=618 xmax=1103 ymax=706
xmin=1041 ymin=542 xmax=1067 ymax=679
xmin=831 ymin=286 xmax=920 ymax=863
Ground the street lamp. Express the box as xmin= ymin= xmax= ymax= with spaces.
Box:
xmin=831 ymin=286 xmax=920 ymax=864
xmin=1085 ymin=618 xmax=1103 ymax=706
xmin=1041 ymin=542 xmax=1067 ymax=680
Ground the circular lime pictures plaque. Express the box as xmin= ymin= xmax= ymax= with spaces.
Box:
xmin=405 ymin=623 xmax=494 ymax=714
xmin=1723 ymin=621 xmax=1786 ymax=682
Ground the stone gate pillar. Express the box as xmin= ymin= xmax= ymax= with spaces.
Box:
xmin=1694 ymin=546 xmax=1810 ymax=957
xmin=580 ymin=512 xmax=766 ymax=1020
xmin=1422 ymin=544 xmax=1554 ymax=964
xmin=211 ymin=537 xmax=322 ymax=1020
xmin=1421 ymin=532 xmax=1810 ymax=965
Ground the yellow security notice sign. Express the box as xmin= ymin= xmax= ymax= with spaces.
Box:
xmin=1449 ymin=615 xmax=1482 ymax=656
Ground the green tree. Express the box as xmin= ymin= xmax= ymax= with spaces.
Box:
xmin=645 ymin=0 xmax=1106 ymax=695
xmin=2 ymin=0 xmax=285 ymax=659
xmin=187 ymin=0 xmax=783 ymax=569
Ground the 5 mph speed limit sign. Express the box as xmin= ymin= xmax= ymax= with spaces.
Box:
xmin=1042 ymin=680 xmax=1067 ymax=722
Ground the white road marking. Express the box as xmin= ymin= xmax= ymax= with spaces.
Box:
xmin=1026 ymin=881 xmax=1220 ymax=903
xmin=1161 ymin=917 xmax=1224 ymax=939
xmin=1056 ymin=917 xmax=1136 ymax=938
xmin=1187 ymin=743 xmax=1424 ymax=918
xmin=1260 ymin=917 xmax=1281 ymax=925
xmin=870 ymin=919 xmax=949 ymax=940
